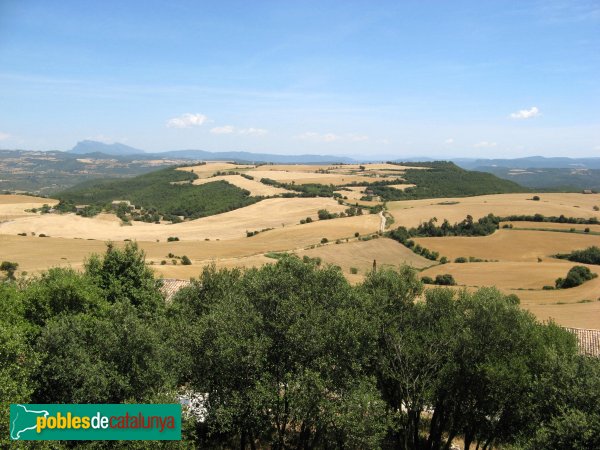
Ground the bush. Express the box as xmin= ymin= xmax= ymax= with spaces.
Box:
xmin=454 ymin=257 xmax=468 ymax=263
xmin=556 ymin=246 xmax=600 ymax=265
xmin=321 ymin=238 xmax=329 ymax=244
xmin=439 ymin=256 xmax=448 ymax=264
xmin=355 ymin=232 xmax=360 ymax=237
xmin=434 ymin=274 xmax=457 ymax=286
xmin=594 ymin=205 xmax=599 ymax=211
xmin=318 ymin=209 xmax=338 ymax=220
xmin=181 ymin=255 xmax=192 ymax=265
xmin=532 ymin=195 xmax=540 ymax=201
xmin=0 ymin=261 xmax=19 ymax=280
xmin=421 ymin=276 xmax=434 ymax=284
xmin=555 ymin=266 xmax=598 ymax=289
xmin=167 ymin=236 xmax=180 ymax=242
xmin=350 ymin=267 xmax=358 ymax=275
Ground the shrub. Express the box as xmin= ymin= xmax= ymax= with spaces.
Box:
xmin=454 ymin=257 xmax=468 ymax=263
xmin=318 ymin=209 xmax=337 ymax=220
xmin=555 ymin=266 xmax=598 ymax=289
xmin=160 ymin=260 xmax=167 ymax=265
xmin=421 ymin=276 xmax=434 ymax=284
xmin=181 ymin=256 xmax=192 ymax=265
xmin=350 ymin=267 xmax=358 ymax=275
xmin=556 ymin=246 xmax=600 ymax=265
xmin=543 ymin=285 xmax=555 ymax=290
xmin=439 ymin=256 xmax=448 ymax=264
xmin=321 ymin=238 xmax=329 ymax=244
xmin=306 ymin=217 xmax=313 ymax=223
xmin=532 ymin=195 xmax=540 ymax=201
xmin=435 ymin=274 xmax=457 ymax=286
xmin=585 ymin=228 xmax=590 ymax=233
xmin=355 ymin=232 xmax=360 ymax=237
xmin=594 ymin=205 xmax=599 ymax=211
xmin=167 ymin=236 xmax=180 ymax=242
xmin=0 ymin=261 xmax=19 ymax=280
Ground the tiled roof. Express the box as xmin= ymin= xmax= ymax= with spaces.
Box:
xmin=159 ymin=278 xmax=191 ymax=301
xmin=564 ymin=327 xmax=600 ymax=357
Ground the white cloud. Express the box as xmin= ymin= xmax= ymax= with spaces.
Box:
xmin=239 ymin=127 xmax=268 ymax=136
xmin=0 ymin=131 xmax=10 ymax=141
xmin=509 ymin=106 xmax=541 ymax=120
xmin=444 ymin=138 xmax=454 ymax=144
xmin=166 ymin=113 xmax=208 ymax=128
xmin=210 ymin=125 xmax=235 ymax=134
xmin=474 ymin=141 xmax=498 ymax=148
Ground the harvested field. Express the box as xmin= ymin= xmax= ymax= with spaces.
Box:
xmin=413 ymin=229 xmax=600 ymax=262
xmin=0 ymin=197 xmax=348 ymax=241
xmin=0 ymin=214 xmax=381 ymax=275
xmin=531 ymin=302 xmax=600 ymax=331
xmin=191 ymin=174 xmax=293 ymax=196
xmin=420 ymin=261 xmax=594 ymax=290
xmin=296 ymin=238 xmax=433 ymax=276
xmin=388 ymin=184 xmax=416 ymax=190
xmin=177 ymin=162 xmax=255 ymax=178
xmin=246 ymin=170 xmax=370 ymax=185
xmin=388 ymin=193 xmax=600 ymax=229
xmin=0 ymin=194 xmax=58 ymax=219
xmin=503 ymin=221 xmax=600 ymax=233
xmin=334 ymin=187 xmax=381 ymax=206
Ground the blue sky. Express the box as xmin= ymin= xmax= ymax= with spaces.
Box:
xmin=0 ymin=0 xmax=598 ymax=158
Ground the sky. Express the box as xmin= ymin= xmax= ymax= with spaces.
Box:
xmin=0 ymin=0 xmax=599 ymax=158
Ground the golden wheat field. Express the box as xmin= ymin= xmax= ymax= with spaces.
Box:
xmin=502 ymin=221 xmax=600 ymax=233
xmin=387 ymin=193 xmax=600 ymax=229
xmin=191 ymin=174 xmax=293 ymax=196
xmin=413 ymin=229 xmax=600 ymax=262
xmin=296 ymin=237 xmax=433 ymax=277
xmin=2 ymin=180 xmax=600 ymax=328
xmin=0 ymin=197 xmax=349 ymax=241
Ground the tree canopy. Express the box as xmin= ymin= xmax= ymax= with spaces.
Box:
xmin=1 ymin=246 xmax=599 ymax=449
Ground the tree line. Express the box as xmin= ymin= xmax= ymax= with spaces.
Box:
xmin=2 ymin=244 xmax=600 ymax=449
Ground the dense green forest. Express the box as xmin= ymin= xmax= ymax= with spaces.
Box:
xmin=57 ymin=168 xmax=260 ymax=219
xmin=2 ymin=244 xmax=599 ymax=449
xmin=371 ymin=162 xmax=526 ymax=200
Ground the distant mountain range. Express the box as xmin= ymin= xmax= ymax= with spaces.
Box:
xmin=68 ymin=140 xmax=356 ymax=163
xmin=67 ymin=141 xmax=600 ymax=169
xmin=69 ymin=140 xmax=145 ymax=156
xmin=453 ymin=156 xmax=600 ymax=170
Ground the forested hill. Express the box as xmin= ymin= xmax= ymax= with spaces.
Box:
xmin=57 ymin=167 xmax=259 ymax=219
xmin=371 ymin=161 xmax=527 ymax=200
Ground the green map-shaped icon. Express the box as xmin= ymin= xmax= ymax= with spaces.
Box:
xmin=10 ymin=404 xmax=49 ymax=440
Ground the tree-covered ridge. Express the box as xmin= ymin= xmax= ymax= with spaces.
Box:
xmin=372 ymin=161 xmax=526 ymax=200
xmin=57 ymin=167 xmax=260 ymax=219
xmin=2 ymin=245 xmax=600 ymax=448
